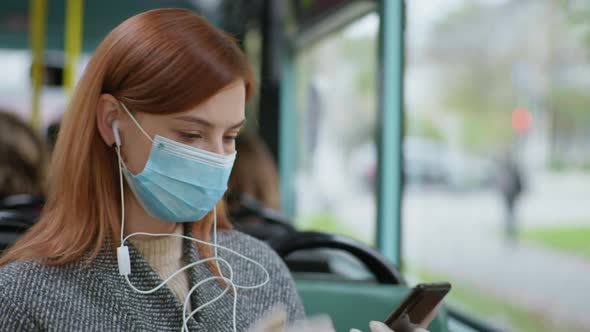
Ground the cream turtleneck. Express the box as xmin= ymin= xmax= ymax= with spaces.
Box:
xmin=130 ymin=223 xmax=191 ymax=311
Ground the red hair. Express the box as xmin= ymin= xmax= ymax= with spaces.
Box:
xmin=0 ymin=9 xmax=255 ymax=271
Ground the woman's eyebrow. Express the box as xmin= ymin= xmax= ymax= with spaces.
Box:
xmin=173 ymin=115 xmax=246 ymax=129
xmin=229 ymin=119 xmax=246 ymax=129
xmin=173 ymin=115 xmax=214 ymax=127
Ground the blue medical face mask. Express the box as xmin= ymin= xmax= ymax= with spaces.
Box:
xmin=118 ymin=102 xmax=236 ymax=222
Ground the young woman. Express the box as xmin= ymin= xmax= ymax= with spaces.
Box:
xmin=0 ymin=8 xmax=427 ymax=332
xmin=0 ymin=9 xmax=303 ymax=332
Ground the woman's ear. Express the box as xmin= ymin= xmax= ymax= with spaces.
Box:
xmin=96 ymin=94 xmax=123 ymax=147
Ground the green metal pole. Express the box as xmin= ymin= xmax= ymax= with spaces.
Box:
xmin=376 ymin=0 xmax=404 ymax=266
xmin=279 ymin=49 xmax=296 ymax=217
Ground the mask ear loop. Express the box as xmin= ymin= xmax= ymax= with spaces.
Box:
xmin=119 ymin=101 xmax=154 ymax=143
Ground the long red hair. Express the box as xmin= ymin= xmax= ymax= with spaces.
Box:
xmin=0 ymin=9 xmax=255 ymax=269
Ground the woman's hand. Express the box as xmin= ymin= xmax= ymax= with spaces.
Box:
xmin=247 ymin=306 xmax=335 ymax=332
xmin=350 ymin=320 xmax=430 ymax=332
xmin=248 ymin=307 xmax=431 ymax=332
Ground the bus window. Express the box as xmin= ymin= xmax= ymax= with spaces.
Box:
xmin=0 ymin=50 xmax=33 ymax=119
xmin=292 ymin=13 xmax=379 ymax=246
xmin=404 ymin=1 xmax=590 ymax=331
xmin=0 ymin=50 xmax=81 ymax=130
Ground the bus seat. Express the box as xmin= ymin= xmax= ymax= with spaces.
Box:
xmin=0 ymin=194 xmax=43 ymax=252
xmin=271 ymin=232 xmax=448 ymax=331
xmin=270 ymin=231 xmax=405 ymax=284
xmin=229 ymin=194 xmax=295 ymax=241
xmin=296 ymin=280 xmax=448 ymax=332
xmin=0 ymin=210 xmax=36 ymax=252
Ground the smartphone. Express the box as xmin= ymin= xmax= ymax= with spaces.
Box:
xmin=384 ymin=282 xmax=451 ymax=330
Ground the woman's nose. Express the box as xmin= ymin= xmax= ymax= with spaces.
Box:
xmin=204 ymin=138 xmax=225 ymax=155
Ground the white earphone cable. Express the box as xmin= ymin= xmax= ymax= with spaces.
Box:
xmin=116 ymin=145 xmax=126 ymax=245
xmin=122 ymin=232 xmax=270 ymax=290
xmin=181 ymin=275 xmax=237 ymax=332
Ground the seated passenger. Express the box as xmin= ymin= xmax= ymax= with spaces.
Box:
xmin=0 ymin=10 xmax=430 ymax=332
xmin=227 ymin=133 xmax=293 ymax=240
xmin=0 ymin=111 xmax=47 ymax=201
xmin=0 ymin=9 xmax=303 ymax=332
xmin=0 ymin=111 xmax=47 ymax=251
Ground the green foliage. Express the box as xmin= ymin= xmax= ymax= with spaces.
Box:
xmin=296 ymin=213 xmax=369 ymax=244
xmin=405 ymin=113 xmax=444 ymax=142
xmin=426 ymin=1 xmax=590 ymax=156
xmin=547 ymin=158 xmax=590 ymax=172
xmin=548 ymin=88 xmax=590 ymax=119
xmin=441 ymin=65 xmax=516 ymax=152
xmin=523 ymin=225 xmax=590 ymax=260
xmin=548 ymin=157 xmax=568 ymax=172
xmin=302 ymin=0 xmax=313 ymax=10
xmin=340 ymin=36 xmax=377 ymax=97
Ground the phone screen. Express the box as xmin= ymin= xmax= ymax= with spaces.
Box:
xmin=384 ymin=282 xmax=451 ymax=329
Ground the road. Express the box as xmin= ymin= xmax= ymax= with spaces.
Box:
xmin=402 ymin=172 xmax=590 ymax=331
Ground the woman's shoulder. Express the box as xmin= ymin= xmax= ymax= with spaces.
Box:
xmin=0 ymin=257 xmax=129 ymax=331
xmin=0 ymin=260 xmax=54 ymax=306
xmin=0 ymin=259 xmax=46 ymax=284
xmin=216 ymin=229 xmax=306 ymax=323
xmin=0 ymin=258 xmax=89 ymax=295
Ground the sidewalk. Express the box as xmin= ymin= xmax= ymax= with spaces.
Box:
xmin=402 ymin=189 xmax=590 ymax=330
xmin=412 ymin=232 xmax=590 ymax=329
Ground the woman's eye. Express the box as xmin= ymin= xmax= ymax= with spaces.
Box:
xmin=224 ymin=135 xmax=238 ymax=142
xmin=179 ymin=132 xmax=202 ymax=141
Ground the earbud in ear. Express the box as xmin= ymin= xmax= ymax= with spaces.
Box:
xmin=112 ymin=120 xmax=122 ymax=147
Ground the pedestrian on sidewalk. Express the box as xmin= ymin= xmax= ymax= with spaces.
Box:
xmin=495 ymin=152 xmax=524 ymax=243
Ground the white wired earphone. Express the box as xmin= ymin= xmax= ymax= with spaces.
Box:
xmin=111 ymin=120 xmax=270 ymax=332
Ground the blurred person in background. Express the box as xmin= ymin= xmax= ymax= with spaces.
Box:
xmin=0 ymin=111 xmax=47 ymax=203
xmin=0 ymin=111 xmax=47 ymax=252
xmin=45 ymin=119 xmax=61 ymax=152
xmin=495 ymin=150 xmax=524 ymax=243
xmin=227 ymin=132 xmax=281 ymax=211
xmin=226 ymin=133 xmax=295 ymax=241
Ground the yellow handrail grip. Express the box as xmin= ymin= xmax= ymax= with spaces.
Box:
xmin=64 ymin=0 xmax=84 ymax=95
xmin=29 ymin=0 xmax=48 ymax=129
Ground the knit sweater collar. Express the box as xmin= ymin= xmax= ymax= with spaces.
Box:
xmin=129 ymin=223 xmax=184 ymax=270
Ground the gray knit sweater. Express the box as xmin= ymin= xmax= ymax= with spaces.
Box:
xmin=0 ymin=228 xmax=305 ymax=331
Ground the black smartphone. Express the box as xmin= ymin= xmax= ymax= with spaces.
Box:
xmin=384 ymin=282 xmax=451 ymax=330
